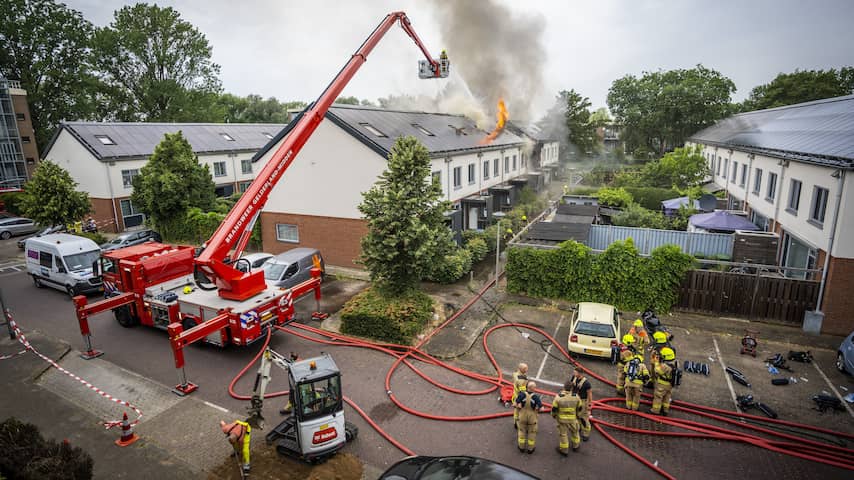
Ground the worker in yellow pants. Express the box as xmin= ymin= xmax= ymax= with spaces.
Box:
xmin=651 ymin=347 xmax=677 ymax=416
xmin=221 ymin=419 xmax=251 ymax=476
xmin=551 ymin=382 xmax=582 ymax=455
xmin=616 ymin=334 xmax=637 ymax=395
xmin=623 ymin=357 xmax=649 ymax=410
xmin=515 ymin=381 xmax=542 ymax=454
xmin=569 ymin=367 xmax=592 ymax=441
xmin=512 ymin=363 xmax=529 ymax=429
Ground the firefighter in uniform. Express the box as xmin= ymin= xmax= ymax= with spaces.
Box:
xmin=568 ymin=367 xmax=593 ymax=441
xmin=551 ymin=382 xmax=582 ymax=455
xmin=651 ymin=347 xmax=677 ymax=415
xmin=648 ymin=331 xmax=672 ymax=387
xmin=623 ymin=355 xmax=650 ymax=411
xmin=220 ymin=419 xmax=251 ymax=476
xmin=616 ymin=334 xmax=637 ymax=395
xmin=515 ymin=380 xmax=542 ymax=453
xmin=629 ymin=319 xmax=650 ymax=358
xmin=512 ymin=363 xmax=529 ymax=429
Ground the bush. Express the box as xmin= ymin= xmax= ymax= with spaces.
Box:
xmin=596 ymin=187 xmax=633 ymax=207
xmin=426 ymin=248 xmax=473 ymax=284
xmin=611 ymin=203 xmax=671 ymax=229
xmin=506 ymin=240 xmax=693 ymax=313
xmin=0 ymin=192 xmax=25 ymax=216
xmin=465 ymin=236 xmax=488 ymax=263
xmin=340 ymin=287 xmax=434 ymax=344
xmin=623 ymin=187 xmax=682 ymax=210
xmin=76 ymin=232 xmax=107 ymax=245
xmin=0 ymin=417 xmax=93 ymax=480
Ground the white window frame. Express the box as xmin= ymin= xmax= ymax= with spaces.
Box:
xmin=121 ymin=169 xmax=139 ymax=189
xmin=241 ymin=159 xmax=252 ymax=175
xmin=731 ymin=161 xmax=738 ymax=182
xmin=95 ymin=134 xmax=116 ymax=145
xmin=766 ymin=172 xmax=777 ymax=202
xmin=213 ymin=161 xmax=227 ymax=177
xmin=809 ymin=186 xmax=829 ymax=226
xmin=787 ymin=179 xmax=801 ymax=213
xmin=276 ymin=223 xmax=299 ymax=243
xmin=753 ymin=168 xmax=763 ymax=194
xmin=483 ymin=160 xmax=490 ymax=179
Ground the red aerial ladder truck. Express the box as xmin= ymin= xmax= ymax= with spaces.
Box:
xmin=72 ymin=12 xmax=449 ymax=395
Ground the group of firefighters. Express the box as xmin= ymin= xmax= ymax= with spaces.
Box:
xmin=512 ymin=318 xmax=678 ymax=456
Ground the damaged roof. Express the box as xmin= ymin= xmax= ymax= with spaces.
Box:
xmin=690 ymin=94 xmax=854 ymax=169
xmin=252 ymin=104 xmax=526 ymax=162
xmin=45 ymin=122 xmax=286 ymax=161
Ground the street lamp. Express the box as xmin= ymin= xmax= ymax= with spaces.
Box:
xmin=493 ymin=211 xmax=506 ymax=284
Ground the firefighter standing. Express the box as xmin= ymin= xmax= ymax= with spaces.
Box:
xmin=568 ymin=367 xmax=593 ymax=441
xmin=512 ymin=363 xmax=529 ymax=429
xmin=651 ymin=347 xmax=678 ymax=415
xmin=551 ymin=382 xmax=582 ymax=455
xmin=623 ymin=355 xmax=649 ymax=411
xmin=648 ymin=331 xmax=672 ymax=386
xmin=515 ymin=380 xmax=542 ymax=453
xmin=629 ymin=319 xmax=650 ymax=358
xmin=220 ymin=419 xmax=251 ymax=476
xmin=616 ymin=334 xmax=637 ymax=395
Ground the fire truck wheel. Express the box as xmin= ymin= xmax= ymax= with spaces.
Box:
xmin=115 ymin=305 xmax=138 ymax=328
xmin=182 ymin=317 xmax=197 ymax=332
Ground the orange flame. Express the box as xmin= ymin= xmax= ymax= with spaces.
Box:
xmin=480 ymin=98 xmax=509 ymax=145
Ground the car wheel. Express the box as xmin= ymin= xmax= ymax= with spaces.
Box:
xmin=115 ymin=305 xmax=139 ymax=328
xmin=33 ymin=276 xmax=43 ymax=288
xmin=837 ymin=353 xmax=848 ymax=374
xmin=0 ymin=231 xmax=11 ymax=240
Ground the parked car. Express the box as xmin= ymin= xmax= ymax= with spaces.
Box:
xmin=837 ymin=330 xmax=854 ymax=375
xmin=100 ymin=229 xmax=162 ymax=251
xmin=0 ymin=217 xmax=39 ymax=239
xmin=379 ymin=455 xmax=540 ymax=480
xmin=236 ymin=252 xmax=274 ymax=272
xmin=261 ymin=248 xmax=325 ymax=289
xmin=17 ymin=225 xmax=67 ymax=249
xmin=567 ymin=302 xmax=621 ymax=358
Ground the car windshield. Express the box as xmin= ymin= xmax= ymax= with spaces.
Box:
xmin=262 ymin=261 xmax=288 ymax=281
xmin=297 ymin=375 xmax=341 ymax=420
xmin=108 ymin=236 xmax=130 ymax=245
xmin=63 ymin=250 xmax=101 ymax=272
xmin=575 ymin=321 xmax=615 ymax=338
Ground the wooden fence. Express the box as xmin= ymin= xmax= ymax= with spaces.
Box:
xmin=677 ymin=269 xmax=820 ymax=325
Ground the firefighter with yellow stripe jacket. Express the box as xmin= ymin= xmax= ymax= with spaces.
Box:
xmin=623 ymin=354 xmax=650 ymax=411
xmin=551 ymin=382 xmax=583 ymax=455
xmin=648 ymin=331 xmax=673 ymax=387
xmin=616 ymin=334 xmax=638 ymax=395
xmin=512 ymin=363 xmax=529 ymax=429
xmin=651 ymin=347 xmax=678 ymax=415
xmin=515 ymin=380 xmax=543 ymax=454
xmin=568 ymin=367 xmax=592 ymax=441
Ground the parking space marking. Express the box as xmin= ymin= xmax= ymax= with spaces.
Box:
xmin=811 ymin=361 xmax=854 ymax=418
xmin=535 ymin=314 xmax=564 ymax=381
xmin=502 ymin=370 xmax=564 ymax=389
xmin=713 ymin=337 xmax=740 ymax=411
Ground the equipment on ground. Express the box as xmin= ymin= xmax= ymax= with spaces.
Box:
xmin=641 ymin=309 xmax=674 ymax=342
xmin=246 ymin=348 xmax=358 ymax=463
xmin=683 ymin=361 xmax=710 ymax=376
xmin=788 ymin=350 xmax=813 ymax=363
xmin=68 ymin=11 xmax=449 ymax=393
xmin=740 ymin=329 xmax=759 ymax=357
xmin=737 ymin=394 xmax=778 ymax=419
xmin=812 ymin=394 xmax=845 ymax=413
xmin=726 ymin=366 xmax=751 ymax=388
xmin=771 ymin=378 xmax=790 ymax=386
xmin=766 ymin=353 xmax=792 ymax=371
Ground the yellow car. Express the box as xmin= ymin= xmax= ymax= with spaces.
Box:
xmin=568 ymin=302 xmax=621 ymax=358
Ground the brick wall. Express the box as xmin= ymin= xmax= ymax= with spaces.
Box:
xmin=821 ymin=256 xmax=854 ymax=335
xmin=89 ymin=197 xmax=120 ymax=232
xmin=260 ymin=212 xmax=368 ymax=268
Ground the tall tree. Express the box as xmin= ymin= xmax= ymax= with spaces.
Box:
xmin=0 ymin=0 xmax=97 ymax=148
xmin=216 ymin=93 xmax=305 ymax=123
xmin=536 ymin=89 xmax=599 ymax=158
xmin=19 ymin=161 xmax=90 ymax=227
xmin=742 ymin=67 xmax=854 ymax=111
xmin=90 ymin=3 xmax=222 ymax=122
xmin=358 ymin=136 xmax=454 ymax=295
xmin=607 ymin=65 xmax=735 ymax=155
xmin=615 ymin=145 xmax=707 ymax=189
xmin=131 ymin=132 xmax=215 ymax=239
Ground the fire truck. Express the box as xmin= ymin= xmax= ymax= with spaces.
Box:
xmin=72 ymin=11 xmax=449 ymax=395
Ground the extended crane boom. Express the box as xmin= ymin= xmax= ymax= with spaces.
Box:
xmin=195 ymin=11 xmax=449 ymax=301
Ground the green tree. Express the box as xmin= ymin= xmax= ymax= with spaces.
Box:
xmin=216 ymin=93 xmax=305 ymax=123
xmin=19 ymin=161 xmax=90 ymax=228
xmin=90 ymin=3 xmax=222 ymax=122
xmin=358 ymin=136 xmax=454 ymax=295
xmin=131 ymin=132 xmax=215 ymax=239
xmin=562 ymin=89 xmax=599 ymax=155
xmin=607 ymin=65 xmax=735 ymax=154
xmin=334 ymin=96 xmax=360 ymax=105
xmin=742 ymin=67 xmax=854 ymax=111
xmin=0 ymin=0 xmax=97 ymax=148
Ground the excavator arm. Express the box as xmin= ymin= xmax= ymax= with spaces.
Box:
xmin=246 ymin=347 xmax=295 ymax=429
xmin=195 ymin=12 xmax=449 ymax=301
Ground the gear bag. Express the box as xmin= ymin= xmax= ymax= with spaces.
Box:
xmin=626 ymin=358 xmax=639 ymax=381
xmin=671 ymin=361 xmax=682 ymax=387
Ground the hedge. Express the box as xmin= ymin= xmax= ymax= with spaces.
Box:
xmin=506 ymin=239 xmax=693 ymax=313
xmin=0 ymin=417 xmax=93 ymax=480
xmin=622 ymin=187 xmax=682 ymax=210
xmin=340 ymin=286 xmax=434 ymax=344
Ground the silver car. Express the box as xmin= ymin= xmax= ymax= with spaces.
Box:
xmin=0 ymin=217 xmax=39 ymax=239
xmin=261 ymin=248 xmax=325 ymax=289
xmin=837 ymin=330 xmax=854 ymax=375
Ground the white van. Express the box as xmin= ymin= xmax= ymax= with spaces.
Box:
xmin=26 ymin=234 xmax=103 ymax=297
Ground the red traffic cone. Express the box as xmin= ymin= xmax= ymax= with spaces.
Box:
xmin=115 ymin=412 xmax=139 ymax=447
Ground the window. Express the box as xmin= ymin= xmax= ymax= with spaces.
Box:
xmin=26 ymin=157 xmax=35 ymax=165
xmin=16 ymin=113 xmax=25 ymax=121
xmin=453 ymin=166 xmax=462 ymax=189
xmin=483 ymin=160 xmax=490 ymax=179
xmin=432 ymin=170 xmax=441 ymax=186
xmin=120 ymin=199 xmax=144 ymax=228
xmin=241 ymin=159 xmax=252 ymax=175
xmin=504 ymin=157 xmax=509 ymax=173
xmin=20 ymin=136 xmax=30 ymax=144
xmin=781 ymin=232 xmax=817 ymax=280
xmin=262 ymin=132 xmax=274 ymax=139
xmin=40 ymin=251 xmax=53 ymax=268
xmin=810 ymin=186 xmax=829 ymax=225
xmin=767 ymin=172 xmax=777 ymax=201
xmin=512 ymin=155 xmax=517 ymax=171
xmin=787 ymin=179 xmax=802 ymax=213
xmin=238 ymin=181 xmax=252 ymax=193
xmin=360 ymin=123 xmax=386 ymax=137
xmin=95 ymin=135 xmax=115 ymax=145
xmin=213 ymin=161 xmax=227 ymax=177
xmin=493 ymin=158 xmax=498 ymax=177
xmin=731 ymin=162 xmax=738 ymax=182
xmin=753 ymin=168 xmax=763 ymax=194
xmin=220 ymin=132 xmax=235 ymax=141
xmin=722 ymin=159 xmax=728 ymax=178
xmin=214 ymin=184 xmax=234 ymax=197
xmin=121 ymin=169 xmax=139 ymax=189
xmin=740 ymin=164 xmax=747 ymax=186
xmin=276 ymin=223 xmax=299 ymax=243
xmin=467 ymin=163 xmax=476 ymax=184
xmin=412 ymin=124 xmax=435 ymax=136
xmin=716 ymin=157 xmax=721 ymax=175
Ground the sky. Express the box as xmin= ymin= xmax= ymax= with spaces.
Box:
xmin=66 ymin=0 xmax=854 ymax=121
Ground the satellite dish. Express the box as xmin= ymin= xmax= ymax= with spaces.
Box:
xmin=698 ymin=194 xmax=717 ymax=212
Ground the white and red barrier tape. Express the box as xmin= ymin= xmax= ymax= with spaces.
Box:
xmin=2 ymin=310 xmax=143 ymax=429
